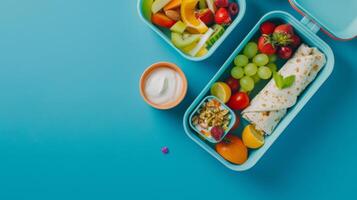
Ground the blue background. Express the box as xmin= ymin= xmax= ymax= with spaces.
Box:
xmin=0 ymin=0 xmax=356 ymax=199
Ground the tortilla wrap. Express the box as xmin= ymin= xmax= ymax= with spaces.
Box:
xmin=242 ymin=44 xmax=326 ymax=134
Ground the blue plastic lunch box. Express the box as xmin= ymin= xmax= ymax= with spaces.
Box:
xmin=137 ymin=0 xmax=246 ymax=61
xmin=183 ymin=0 xmax=356 ymax=171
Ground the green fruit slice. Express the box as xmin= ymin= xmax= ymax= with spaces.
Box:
xmin=206 ymin=24 xmax=225 ymax=47
xmin=199 ymin=0 xmax=207 ymax=9
xmin=170 ymin=21 xmax=187 ymax=34
xmin=171 ymin=32 xmax=201 ymax=48
xmin=142 ymin=0 xmax=154 ymax=20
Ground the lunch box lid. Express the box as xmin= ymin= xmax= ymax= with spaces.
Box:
xmin=289 ymin=0 xmax=357 ymax=40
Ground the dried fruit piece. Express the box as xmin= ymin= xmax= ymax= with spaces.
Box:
xmin=165 ymin=10 xmax=180 ymax=21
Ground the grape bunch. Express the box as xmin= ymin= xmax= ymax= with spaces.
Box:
xmin=230 ymin=42 xmax=278 ymax=92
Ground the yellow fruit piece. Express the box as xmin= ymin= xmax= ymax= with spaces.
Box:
xmin=196 ymin=47 xmax=208 ymax=57
xmin=210 ymin=82 xmax=231 ymax=103
xmin=181 ymin=42 xmax=207 ymax=57
xmin=181 ymin=0 xmax=208 ymax=34
xmin=242 ymin=124 xmax=265 ymax=149
xmin=181 ymin=42 xmax=197 ymax=54
xmin=164 ymin=0 xmax=182 ymax=11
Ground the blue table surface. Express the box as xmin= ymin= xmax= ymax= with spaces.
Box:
xmin=1 ymin=0 xmax=356 ymax=199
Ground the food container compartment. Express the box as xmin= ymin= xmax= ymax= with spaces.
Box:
xmin=183 ymin=11 xmax=334 ymax=171
xmin=189 ymin=96 xmax=236 ymax=143
xmin=137 ymin=0 xmax=246 ymax=61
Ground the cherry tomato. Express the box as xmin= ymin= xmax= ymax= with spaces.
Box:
xmin=227 ymin=92 xmax=250 ymax=110
xmin=278 ymin=46 xmax=293 ymax=59
xmin=215 ymin=8 xmax=231 ymax=25
xmin=225 ymin=76 xmax=240 ymax=92
xmin=291 ymin=35 xmax=301 ymax=48
xmin=230 ymin=114 xmax=240 ymax=131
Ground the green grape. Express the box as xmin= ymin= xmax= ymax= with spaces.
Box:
xmin=234 ymin=54 xmax=249 ymax=67
xmin=231 ymin=66 xmax=244 ymax=79
xmin=268 ymin=54 xmax=277 ymax=63
xmin=257 ymin=66 xmax=272 ymax=80
xmin=240 ymin=76 xmax=255 ymax=91
xmin=239 ymin=87 xmax=248 ymax=92
xmin=244 ymin=63 xmax=257 ymax=76
xmin=252 ymin=73 xmax=261 ymax=83
xmin=266 ymin=63 xmax=277 ymax=72
xmin=243 ymin=42 xmax=258 ymax=59
xmin=253 ymin=54 xmax=269 ymax=66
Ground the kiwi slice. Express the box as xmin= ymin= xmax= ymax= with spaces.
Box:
xmin=171 ymin=32 xmax=201 ymax=48
xmin=206 ymin=25 xmax=225 ymax=47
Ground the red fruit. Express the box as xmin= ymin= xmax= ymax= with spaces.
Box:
xmin=278 ymin=46 xmax=293 ymax=59
xmin=227 ymin=92 xmax=250 ymax=110
xmin=215 ymin=0 xmax=229 ymax=8
xmin=230 ymin=114 xmax=240 ymax=131
xmin=197 ymin=9 xmax=215 ymax=26
xmin=228 ymin=2 xmax=239 ymax=16
xmin=274 ymin=24 xmax=294 ymax=35
xmin=215 ymin=8 xmax=231 ymax=25
xmin=272 ymin=24 xmax=294 ymax=46
xmin=151 ymin=13 xmax=176 ymax=28
xmin=260 ymin=21 xmax=276 ymax=35
xmin=258 ymin=35 xmax=276 ymax=55
xmin=225 ymin=76 xmax=240 ymax=92
xmin=211 ymin=126 xmax=224 ymax=141
xmin=291 ymin=34 xmax=301 ymax=48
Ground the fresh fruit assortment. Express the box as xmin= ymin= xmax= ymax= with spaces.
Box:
xmin=257 ymin=22 xmax=301 ymax=59
xmin=143 ymin=0 xmax=240 ymax=57
xmin=191 ymin=97 xmax=233 ymax=142
xmin=190 ymin=21 xmax=305 ymax=165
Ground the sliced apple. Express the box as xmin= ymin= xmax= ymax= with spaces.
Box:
xmin=170 ymin=21 xmax=187 ymax=33
xmin=181 ymin=0 xmax=208 ymax=34
xmin=152 ymin=0 xmax=172 ymax=14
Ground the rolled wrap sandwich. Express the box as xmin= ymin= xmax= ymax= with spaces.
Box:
xmin=242 ymin=44 xmax=326 ymax=135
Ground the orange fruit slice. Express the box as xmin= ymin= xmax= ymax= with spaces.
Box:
xmin=181 ymin=0 xmax=208 ymax=34
xmin=242 ymin=124 xmax=265 ymax=149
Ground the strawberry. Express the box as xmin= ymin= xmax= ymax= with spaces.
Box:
xmin=260 ymin=21 xmax=276 ymax=35
xmin=272 ymin=24 xmax=294 ymax=46
xmin=215 ymin=8 xmax=231 ymax=25
xmin=197 ymin=9 xmax=215 ymax=26
xmin=291 ymin=34 xmax=301 ymax=48
xmin=274 ymin=24 xmax=294 ymax=35
xmin=258 ymin=35 xmax=276 ymax=55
